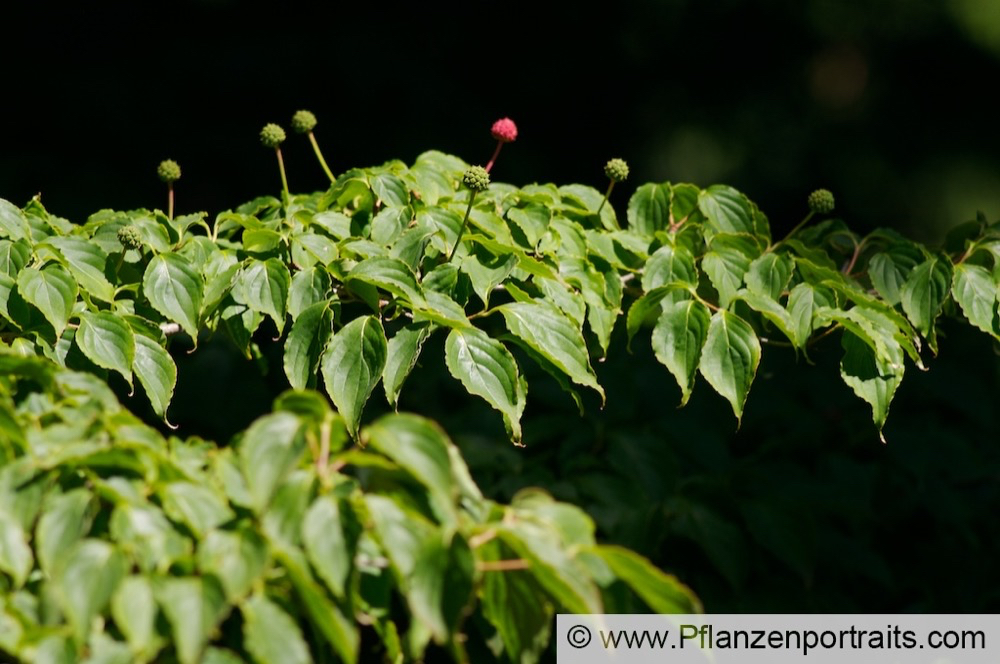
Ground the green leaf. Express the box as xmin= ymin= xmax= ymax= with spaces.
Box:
xmin=239 ymin=412 xmax=307 ymax=512
xmin=276 ymin=548 xmax=359 ymax=664
xmin=383 ymin=322 xmax=434 ymax=409
xmin=239 ymin=258 xmax=291 ymax=335
xmin=283 ymin=301 xmax=333 ymax=391
xmin=701 ymin=233 xmax=759 ymax=307
xmin=55 ymin=540 xmax=125 ymax=645
xmin=143 ymin=253 xmax=203 ymax=340
xmin=407 ymin=532 xmax=473 ymax=644
xmin=480 ymin=559 xmax=553 ymax=664
xmin=593 ymin=544 xmax=701 ymax=613
xmin=952 ymin=263 xmax=1000 ymax=339
xmin=371 ymin=206 xmax=411 ymax=246
xmin=642 ymin=244 xmax=697 ymax=291
xmin=745 ymin=252 xmax=793 ymax=300
xmin=497 ymin=301 xmax=604 ymax=402
xmin=197 ymin=528 xmax=268 ymax=602
xmin=371 ymin=173 xmax=410 ymax=207
xmin=243 ymin=593 xmax=313 ymax=664
xmin=444 ymin=327 xmax=527 ymax=443
xmin=506 ymin=204 xmax=549 ymax=248
xmin=0 ymin=239 xmax=31 ymax=278
xmin=76 ymin=311 xmax=135 ymax=386
xmin=900 ymin=255 xmax=951 ymax=348
xmin=786 ymin=283 xmax=833 ymax=348
xmin=35 ymin=489 xmax=93 ymax=575
xmin=698 ymin=185 xmax=754 ymax=234
xmin=698 ymin=310 xmax=761 ymax=423
xmin=734 ymin=289 xmax=799 ymax=347
xmin=460 ymin=248 xmax=517 ymax=307
xmin=866 ymin=242 xmax=923 ymax=305
xmin=497 ymin=520 xmax=602 ymax=614
xmin=302 ymin=496 xmax=351 ymax=598
xmin=321 ymin=316 xmax=388 ymax=437
xmin=17 ymin=264 xmax=78 ymax=337
xmin=625 ymin=283 xmax=692 ymax=344
xmin=0 ymin=199 xmax=29 ymax=241
xmin=155 ymin=576 xmax=228 ymax=664
xmin=109 ymin=503 xmax=191 ymax=573
xmin=288 ymin=267 xmax=332 ymax=320
xmin=347 ymin=257 xmax=424 ymax=305
xmin=0 ymin=511 xmax=32 ymax=588
xmin=161 ymin=481 xmax=234 ymax=536
xmin=627 ymin=183 xmax=671 ymax=236
xmin=111 ymin=576 xmax=160 ymax=657
xmin=651 ymin=300 xmax=711 ymax=406
xmin=132 ymin=333 xmax=177 ymax=419
xmin=43 ymin=236 xmax=116 ymax=303
xmin=365 ymin=414 xmax=458 ymax=524
xmin=840 ymin=331 xmax=903 ymax=438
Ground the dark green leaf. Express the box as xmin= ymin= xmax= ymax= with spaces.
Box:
xmin=699 ymin=310 xmax=761 ymax=423
xmin=239 ymin=412 xmax=306 ymax=512
xmin=840 ymin=331 xmax=903 ymax=438
xmin=642 ymin=244 xmax=697 ymax=291
xmin=698 ymin=185 xmax=753 ymax=234
xmin=497 ymin=301 xmax=604 ymax=402
xmin=143 ymin=253 xmax=203 ymax=340
xmin=283 ymin=301 xmax=333 ymax=391
xmin=593 ymin=544 xmax=701 ymax=613
xmin=321 ymin=316 xmax=388 ymax=437
xmin=444 ymin=327 xmax=526 ymax=442
xmin=952 ymin=263 xmax=1000 ymax=339
xmin=76 ymin=311 xmax=135 ymax=386
xmin=627 ymin=183 xmax=671 ymax=236
xmin=43 ymin=236 xmax=116 ymax=303
xmin=239 ymin=258 xmax=291 ymax=335
xmin=745 ymin=252 xmax=793 ymax=300
xmin=17 ymin=264 xmax=78 ymax=337
xmin=132 ymin=333 xmax=177 ymax=419
xmin=651 ymin=300 xmax=711 ymax=406
xmin=383 ymin=322 xmax=434 ymax=409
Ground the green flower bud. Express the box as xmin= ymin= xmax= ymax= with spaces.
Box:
xmin=157 ymin=159 xmax=181 ymax=183
xmin=807 ymin=189 xmax=835 ymax=215
xmin=260 ymin=123 xmax=287 ymax=148
xmin=117 ymin=225 xmax=143 ymax=251
xmin=291 ymin=110 xmax=318 ymax=134
xmin=463 ymin=165 xmax=490 ymax=192
xmin=604 ymin=158 xmax=629 ymax=183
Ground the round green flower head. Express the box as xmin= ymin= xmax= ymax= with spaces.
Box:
xmin=260 ymin=123 xmax=286 ymax=148
xmin=117 ymin=225 xmax=143 ymax=251
xmin=604 ymin=158 xmax=629 ymax=183
xmin=291 ymin=110 xmax=317 ymax=134
xmin=157 ymin=159 xmax=181 ymax=183
xmin=463 ymin=165 xmax=490 ymax=192
xmin=808 ymin=189 xmax=835 ymax=215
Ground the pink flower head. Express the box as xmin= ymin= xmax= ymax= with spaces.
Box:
xmin=490 ymin=117 xmax=518 ymax=143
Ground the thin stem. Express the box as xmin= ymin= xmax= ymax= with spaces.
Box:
xmin=167 ymin=183 xmax=175 ymax=221
xmin=448 ymin=192 xmax=478 ymax=261
xmin=597 ymin=180 xmax=615 ymax=214
xmin=275 ymin=146 xmax=290 ymax=207
xmin=476 ymin=559 xmax=530 ymax=572
xmin=308 ymin=131 xmax=335 ymax=182
xmin=485 ymin=141 xmax=503 ymax=173
xmin=842 ymin=236 xmax=864 ymax=275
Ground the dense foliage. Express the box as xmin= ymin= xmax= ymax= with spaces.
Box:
xmin=3 ymin=121 xmax=1000 ymax=661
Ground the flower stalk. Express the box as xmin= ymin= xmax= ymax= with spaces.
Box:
xmin=292 ymin=110 xmax=335 ymax=182
xmin=157 ymin=160 xmax=181 ymax=220
xmin=260 ymin=123 xmax=290 ymax=206
xmin=485 ymin=118 xmax=518 ymax=173
xmin=449 ymin=166 xmax=490 ymax=261
xmin=598 ymin=158 xmax=629 ymax=214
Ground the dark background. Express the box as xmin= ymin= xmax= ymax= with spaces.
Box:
xmin=6 ymin=0 xmax=1000 ymax=619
